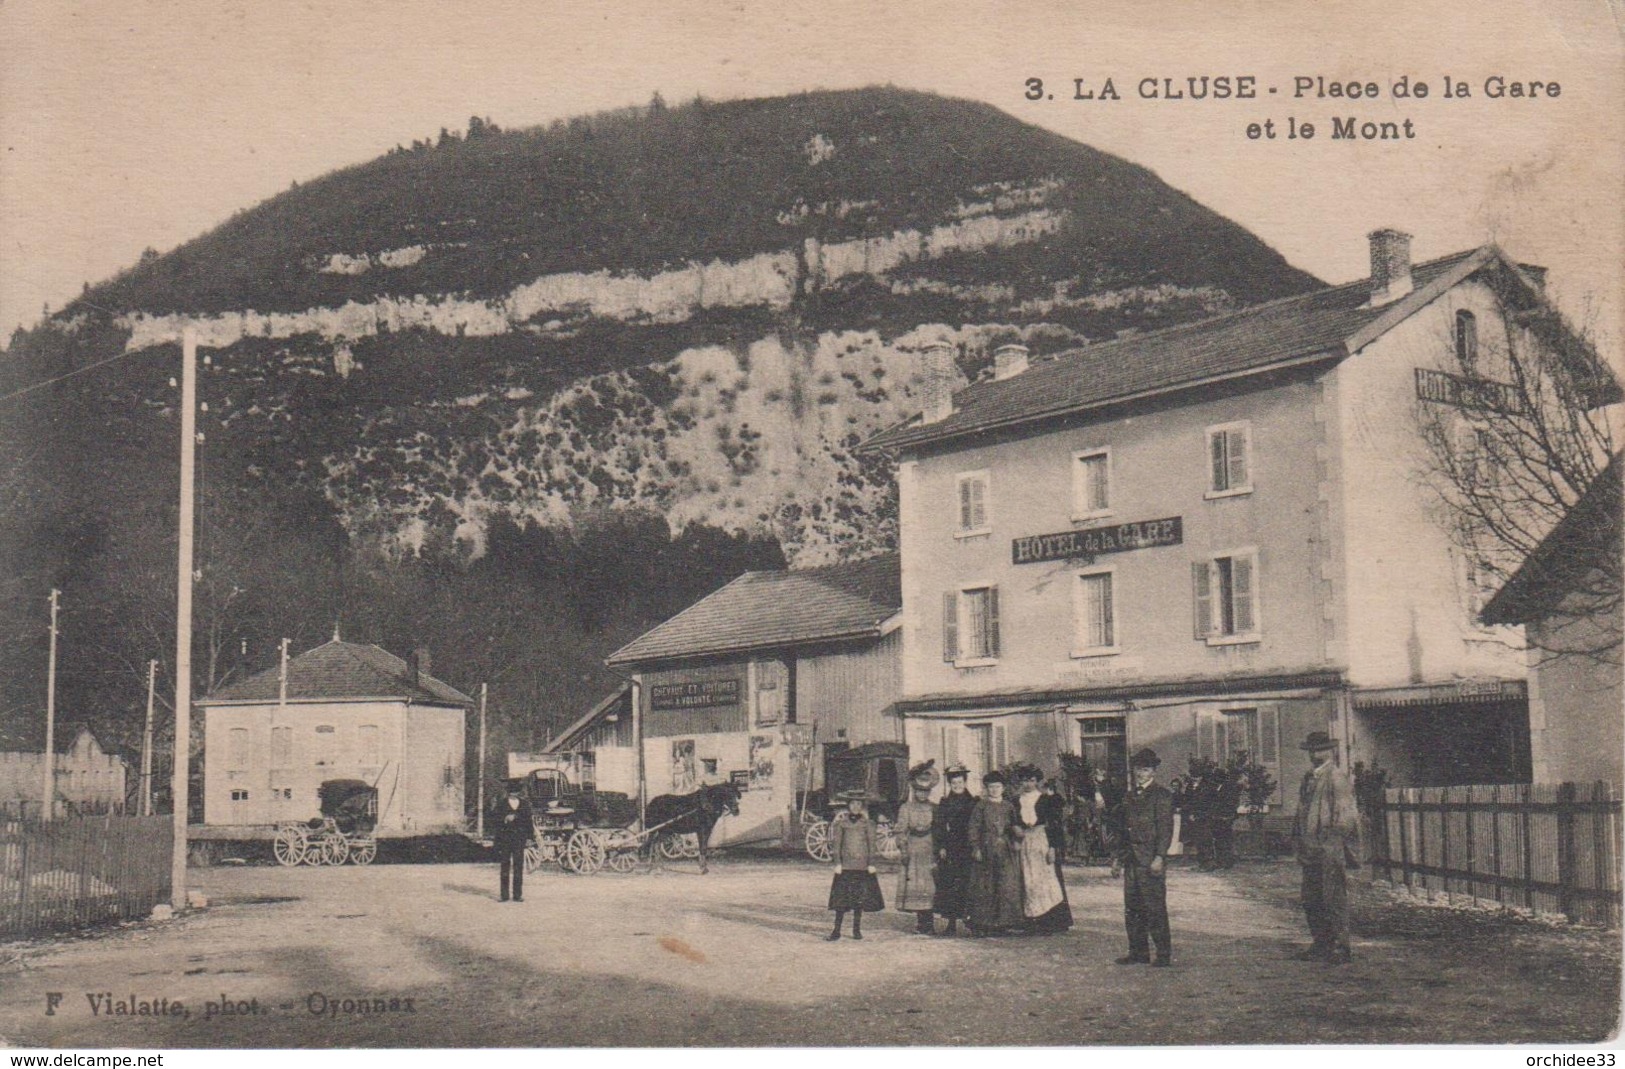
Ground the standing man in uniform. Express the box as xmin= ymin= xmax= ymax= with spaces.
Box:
xmin=1291 ymin=731 xmax=1360 ymax=964
xmin=894 ymin=761 xmax=941 ymax=934
xmin=491 ymin=778 xmax=534 ymax=903
xmin=1116 ymin=748 xmax=1174 ymax=967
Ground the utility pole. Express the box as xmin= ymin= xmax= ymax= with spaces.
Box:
xmin=476 ymin=682 xmax=488 ymax=839
xmin=142 ymin=659 xmax=157 ymax=817
xmin=170 ymin=328 xmax=197 ymax=910
xmin=632 ymin=678 xmax=646 ymax=827
xmin=41 ymin=588 xmax=59 ymax=822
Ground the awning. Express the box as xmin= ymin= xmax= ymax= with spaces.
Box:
xmin=1352 ymin=679 xmax=1527 ymax=710
xmin=897 ymin=703 xmax=1065 ymax=721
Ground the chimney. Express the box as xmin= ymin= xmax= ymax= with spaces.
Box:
xmin=411 ymin=647 xmax=430 ymax=686
xmin=919 ymin=340 xmax=957 ymax=424
xmin=1368 ymin=228 xmax=1413 ymax=305
xmin=1517 ymin=263 xmax=1548 ymax=292
xmin=992 ymin=343 xmax=1029 ymax=381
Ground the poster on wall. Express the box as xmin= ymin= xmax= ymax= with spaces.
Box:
xmin=748 ymin=734 xmax=775 ymax=789
xmin=669 ymin=739 xmax=696 ymax=793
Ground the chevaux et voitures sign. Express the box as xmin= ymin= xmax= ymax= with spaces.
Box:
xmin=1012 ymin=517 xmax=1183 ymax=565
xmin=649 ymin=679 xmax=742 ymax=711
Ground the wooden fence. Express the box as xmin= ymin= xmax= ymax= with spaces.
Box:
xmin=1370 ymin=782 xmax=1621 ymax=927
xmin=0 ymin=814 xmax=172 ymax=938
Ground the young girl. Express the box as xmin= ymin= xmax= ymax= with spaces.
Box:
xmin=826 ymin=789 xmax=885 ymax=940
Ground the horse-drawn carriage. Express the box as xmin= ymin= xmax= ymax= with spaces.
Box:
xmin=800 ymin=742 xmax=908 ymax=862
xmin=272 ymin=779 xmax=379 ymax=867
xmin=518 ymin=774 xmax=741 ymax=876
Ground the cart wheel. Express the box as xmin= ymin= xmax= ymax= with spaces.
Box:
xmin=804 ymin=820 xmax=833 ymax=862
xmin=565 ymin=830 xmax=606 ymax=874
xmin=524 ymin=842 xmax=543 ymax=873
xmin=323 ymin=835 xmax=350 ymax=866
xmin=680 ymin=832 xmax=701 ymax=858
xmin=656 ymin=834 xmax=688 ymax=861
xmin=301 ymin=835 xmax=326 ymax=865
xmin=876 ymin=818 xmax=900 ymax=860
xmin=348 ymin=838 xmax=377 ymax=866
xmin=273 ymin=828 xmax=306 ymax=867
xmin=605 ymin=847 xmax=637 ymax=873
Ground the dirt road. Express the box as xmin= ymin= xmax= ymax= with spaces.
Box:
xmin=1 ymin=856 xmax=1617 ymax=1047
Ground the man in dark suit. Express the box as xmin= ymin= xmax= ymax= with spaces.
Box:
xmin=491 ymin=779 xmax=535 ymax=903
xmin=1117 ymin=748 xmax=1175 ymax=967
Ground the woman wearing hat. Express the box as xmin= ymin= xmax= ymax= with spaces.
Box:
xmin=1012 ymin=765 xmax=1072 ymax=933
xmin=966 ymin=770 xmax=1024 ymax=934
xmin=825 ymin=789 xmax=885 ymax=940
xmin=931 ymin=763 xmax=976 ymax=935
xmin=894 ymin=761 xmax=940 ymax=934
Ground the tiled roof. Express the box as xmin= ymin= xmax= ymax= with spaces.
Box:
xmin=864 ymin=247 xmax=1498 ymax=452
xmin=200 ymin=640 xmax=474 ymax=706
xmin=607 ymin=553 xmax=901 ymax=666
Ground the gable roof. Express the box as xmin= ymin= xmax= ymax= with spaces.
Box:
xmin=1481 ymin=453 xmax=1623 ymax=626
xmin=199 ymin=639 xmax=474 ymax=707
xmin=606 ymin=553 xmax=901 ymax=667
xmin=863 ymin=245 xmax=1595 ymax=454
xmin=541 ymin=681 xmax=632 ymax=754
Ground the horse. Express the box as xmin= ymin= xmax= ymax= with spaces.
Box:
xmin=642 ymin=782 xmax=741 ymax=874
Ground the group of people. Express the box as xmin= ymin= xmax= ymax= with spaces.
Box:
xmin=1171 ymin=762 xmax=1245 ymax=871
xmin=824 ymin=760 xmax=1072 ymax=940
xmin=824 ymin=730 xmax=1363 ymax=969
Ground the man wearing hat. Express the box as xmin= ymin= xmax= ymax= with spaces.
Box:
xmin=1117 ymin=748 xmax=1174 ymax=966
xmin=491 ymin=778 xmax=535 ymax=903
xmin=1291 ymin=731 xmax=1360 ymax=964
xmin=895 ymin=760 xmax=941 ymax=934
xmin=931 ymin=763 xmax=976 ymax=935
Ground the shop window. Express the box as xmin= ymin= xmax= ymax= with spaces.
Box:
xmin=1193 ymin=551 xmax=1261 ymax=644
xmin=1194 ymin=705 xmax=1280 ymax=805
xmin=1205 ymin=422 xmax=1252 ymax=498
xmin=955 ymin=471 xmax=990 ymax=537
xmin=701 ymin=758 xmax=719 ymax=777
xmin=944 ymin=585 xmax=1001 ymax=664
xmin=1076 ymin=716 xmax=1127 ymax=776
xmin=1072 ymin=449 xmax=1112 ymax=519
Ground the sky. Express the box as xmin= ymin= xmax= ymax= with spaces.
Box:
xmin=2 ymin=0 xmax=1622 ymax=360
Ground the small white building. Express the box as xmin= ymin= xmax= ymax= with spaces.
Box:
xmin=196 ymin=639 xmax=472 ymax=836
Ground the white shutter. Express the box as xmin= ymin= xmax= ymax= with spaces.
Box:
xmin=986 ymin=586 xmax=1001 ymax=658
xmin=993 ymin=724 xmax=1008 ymax=769
xmin=1259 ymin=706 xmax=1280 ymax=803
xmin=959 ymin=479 xmax=973 ymax=530
xmin=971 ymin=478 xmax=986 ymax=529
xmin=1192 ymin=561 xmax=1213 ymax=639
xmin=1196 ymin=710 xmax=1218 ymax=762
xmin=1227 ymin=427 xmax=1249 ymax=489
xmin=1233 ymin=554 xmax=1256 ymax=634
xmin=943 ymin=591 xmax=959 ymax=661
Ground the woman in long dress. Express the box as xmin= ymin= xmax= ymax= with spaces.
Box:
xmin=1012 ymin=767 xmax=1072 ymax=933
xmin=966 ymin=770 xmax=1024 ymax=934
xmin=894 ymin=761 xmax=940 ymax=934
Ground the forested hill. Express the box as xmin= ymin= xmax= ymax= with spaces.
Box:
xmin=0 ymin=87 xmax=1319 ymax=761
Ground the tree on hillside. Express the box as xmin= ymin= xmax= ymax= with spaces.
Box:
xmin=1415 ymin=271 xmax=1620 ymax=664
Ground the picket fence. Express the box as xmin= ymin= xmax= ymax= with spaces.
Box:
xmin=1370 ymin=782 xmax=1621 ymax=928
xmin=0 ymin=814 xmax=172 ymax=938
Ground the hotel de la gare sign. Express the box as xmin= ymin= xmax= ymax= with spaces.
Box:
xmin=1011 ymin=516 xmax=1184 ymax=566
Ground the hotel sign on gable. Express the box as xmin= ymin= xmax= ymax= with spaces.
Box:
xmin=1012 ymin=517 xmax=1183 ymax=566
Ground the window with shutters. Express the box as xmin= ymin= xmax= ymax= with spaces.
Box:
xmin=1204 ymin=422 xmax=1252 ymax=498
xmin=313 ymin=724 xmax=337 ymax=767
xmin=1455 ymin=310 xmax=1478 ymax=370
xmin=1072 ymin=568 xmax=1117 ymax=656
xmin=228 ymin=727 xmax=250 ymax=771
xmin=1192 ymin=549 xmax=1261 ymax=645
xmin=270 ymin=726 xmax=293 ymax=770
xmin=1193 ymin=705 xmax=1280 ymax=806
xmin=943 ymin=585 xmax=1001 ymax=665
xmin=1071 ymin=449 xmax=1112 ymax=520
xmin=358 ymin=724 xmax=381 ymax=767
xmin=954 ymin=471 xmax=991 ymax=538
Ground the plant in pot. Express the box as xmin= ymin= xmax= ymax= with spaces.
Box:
xmin=1229 ymin=751 xmax=1279 ymax=855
